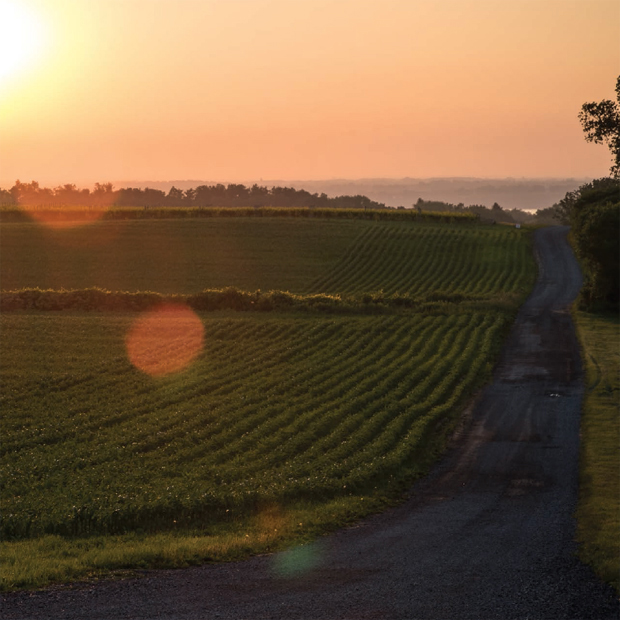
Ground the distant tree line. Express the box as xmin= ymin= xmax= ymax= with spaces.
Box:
xmin=0 ymin=181 xmax=387 ymax=210
xmin=410 ymin=198 xmax=556 ymax=225
xmin=0 ymin=181 xmax=569 ymax=226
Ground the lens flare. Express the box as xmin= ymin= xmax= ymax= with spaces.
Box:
xmin=126 ymin=304 xmax=204 ymax=377
xmin=13 ymin=183 xmax=118 ymax=230
xmin=21 ymin=208 xmax=108 ymax=230
xmin=272 ymin=541 xmax=324 ymax=578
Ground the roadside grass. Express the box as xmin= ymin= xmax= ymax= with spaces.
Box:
xmin=0 ymin=467 xmax=442 ymax=592
xmin=0 ymin=495 xmax=369 ymax=591
xmin=574 ymin=310 xmax=620 ymax=593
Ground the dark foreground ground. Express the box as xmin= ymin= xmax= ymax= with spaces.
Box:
xmin=3 ymin=226 xmax=618 ymax=620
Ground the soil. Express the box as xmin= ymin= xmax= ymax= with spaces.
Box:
xmin=2 ymin=226 xmax=619 ymax=619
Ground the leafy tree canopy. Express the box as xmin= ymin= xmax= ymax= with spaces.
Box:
xmin=579 ymin=75 xmax=620 ymax=178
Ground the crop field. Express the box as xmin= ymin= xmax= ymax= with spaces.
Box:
xmin=0 ymin=218 xmax=367 ymax=294
xmin=0 ymin=214 xmax=536 ymax=589
xmin=2 ymin=310 xmax=507 ymax=539
xmin=1 ymin=218 xmax=531 ymax=299
xmin=309 ymin=223 xmax=532 ymax=299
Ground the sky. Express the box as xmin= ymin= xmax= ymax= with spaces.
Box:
xmin=1 ymin=0 xmax=619 ymax=187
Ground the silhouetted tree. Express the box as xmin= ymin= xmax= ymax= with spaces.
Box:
xmin=0 ymin=188 xmax=16 ymax=205
xmin=579 ymin=75 xmax=620 ymax=178
xmin=1 ymin=181 xmax=388 ymax=210
xmin=167 ymin=186 xmax=184 ymax=205
xmin=184 ymin=188 xmax=196 ymax=205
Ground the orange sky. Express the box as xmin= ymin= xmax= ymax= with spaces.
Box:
xmin=1 ymin=0 xmax=619 ymax=186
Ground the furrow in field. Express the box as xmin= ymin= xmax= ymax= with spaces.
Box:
xmin=159 ymin=317 xmax=416 ymax=468
xmin=187 ymin=317 xmax=443 ymax=474
xmin=2 ymin=319 xmax=346 ymax=458
xmin=201 ymin=315 xmax=471 ymax=482
xmin=5 ymin=323 xmax=324 ymax=447
xmin=318 ymin=314 xmax=499 ymax=475
xmin=279 ymin=314 xmax=483 ymax=472
xmin=307 ymin=225 xmax=384 ymax=293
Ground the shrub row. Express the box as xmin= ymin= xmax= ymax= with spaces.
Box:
xmin=0 ymin=287 xmax=486 ymax=314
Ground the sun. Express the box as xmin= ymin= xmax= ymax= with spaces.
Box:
xmin=0 ymin=0 xmax=47 ymax=85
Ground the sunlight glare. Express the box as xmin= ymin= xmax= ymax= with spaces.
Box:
xmin=0 ymin=0 xmax=48 ymax=85
xmin=126 ymin=304 xmax=205 ymax=377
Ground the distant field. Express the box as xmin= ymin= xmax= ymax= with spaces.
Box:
xmin=0 ymin=216 xmax=536 ymax=589
xmin=0 ymin=219 xmax=533 ymax=300
xmin=0 ymin=218 xmax=366 ymax=294
xmin=309 ymin=222 xmax=532 ymax=298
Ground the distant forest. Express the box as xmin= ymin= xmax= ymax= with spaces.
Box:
xmin=0 ymin=180 xmax=560 ymax=224
xmin=0 ymin=181 xmax=385 ymax=211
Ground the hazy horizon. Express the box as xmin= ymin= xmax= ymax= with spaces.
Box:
xmin=0 ymin=174 xmax=597 ymax=188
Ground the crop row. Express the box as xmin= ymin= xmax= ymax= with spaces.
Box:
xmin=1 ymin=311 xmax=508 ymax=539
xmin=309 ymin=222 xmax=534 ymax=298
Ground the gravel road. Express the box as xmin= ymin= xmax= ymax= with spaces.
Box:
xmin=3 ymin=226 xmax=618 ymax=620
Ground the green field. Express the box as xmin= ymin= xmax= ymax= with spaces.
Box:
xmin=2 ymin=311 xmax=507 ymax=540
xmin=0 ymin=216 xmax=536 ymax=589
xmin=0 ymin=218 xmax=365 ymax=294
xmin=1 ymin=218 xmax=531 ymax=299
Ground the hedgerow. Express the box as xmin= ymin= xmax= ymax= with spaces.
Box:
xmin=0 ymin=206 xmax=478 ymax=224
xmin=0 ymin=287 xmax=509 ymax=313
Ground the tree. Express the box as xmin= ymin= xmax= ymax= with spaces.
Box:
xmin=0 ymin=188 xmax=16 ymax=205
xmin=578 ymin=75 xmax=620 ymax=178
xmin=569 ymin=178 xmax=619 ymax=307
xmin=184 ymin=188 xmax=196 ymax=205
xmin=167 ymin=186 xmax=184 ymax=205
xmin=546 ymin=190 xmax=579 ymax=225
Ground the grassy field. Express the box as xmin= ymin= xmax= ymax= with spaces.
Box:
xmin=574 ymin=311 xmax=620 ymax=593
xmin=0 ymin=216 xmax=536 ymax=590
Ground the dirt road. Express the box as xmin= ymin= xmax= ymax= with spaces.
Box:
xmin=3 ymin=226 xmax=618 ymax=619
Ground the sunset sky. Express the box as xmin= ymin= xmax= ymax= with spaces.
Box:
xmin=1 ymin=0 xmax=619 ymax=187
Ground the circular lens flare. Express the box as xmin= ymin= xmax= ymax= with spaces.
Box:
xmin=272 ymin=541 xmax=324 ymax=578
xmin=126 ymin=304 xmax=204 ymax=377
